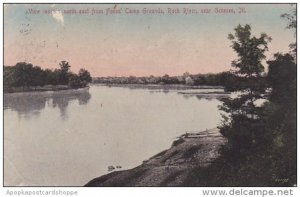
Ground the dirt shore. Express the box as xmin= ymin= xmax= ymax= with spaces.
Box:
xmin=85 ymin=128 xmax=226 ymax=186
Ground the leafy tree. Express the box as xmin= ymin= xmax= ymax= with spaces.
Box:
xmin=219 ymin=24 xmax=272 ymax=156
xmin=12 ymin=62 xmax=34 ymax=88
xmin=264 ymin=7 xmax=297 ymax=185
xmin=264 ymin=53 xmax=296 ymax=185
xmin=30 ymin=66 xmax=46 ymax=87
xmin=59 ymin=60 xmax=71 ymax=73
xmin=161 ymin=74 xmax=171 ymax=84
xmin=78 ymin=68 xmax=92 ymax=86
xmin=44 ymin=68 xmax=59 ymax=85
xmin=281 ymin=5 xmax=296 ymax=55
xmin=58 ymin=61 xmax=71 ymax=85
xmin=68 ymin=73 xmax=82 ymax=88
xmin=281 ymin=6 xmax=296 ymax=31
xmin=128 ymin=76 xmax=137 ymax=84
xmin=3 ymin=66 xmax=15 ymax=89
xmin=4 ymin=61 xmax=92 ymax=91
xmin=219 ymin=72 xmax=236 ymax=91
xmin=267 ymin=53 xmax=296 ymax=105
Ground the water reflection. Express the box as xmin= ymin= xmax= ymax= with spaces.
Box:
xmin=180 ymin=93 xmax=230 ymax=101
xmin=4 ymin=85 xmax=223 ymax=186
xmin=4 ymin=89 xmax=91 ymax=120
xmin=195 ymin=94 xmax=229 ymax=101
xmin=162 ymin=89 xmax=170 ymax=94
xmin=98 ymin=84 xmax=231 ymax=100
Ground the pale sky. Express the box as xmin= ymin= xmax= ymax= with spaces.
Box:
xmin=4 ymin=4 xmax=295 ymax=77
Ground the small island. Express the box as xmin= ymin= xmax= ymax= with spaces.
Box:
xmin=4 ymin=61 xmax=92 ymax=93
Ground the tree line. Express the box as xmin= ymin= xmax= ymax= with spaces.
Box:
xmin=93 ymin=72 xmax=237 ymax=90
xmin=4 ymin=61 xmax=92 ymax=92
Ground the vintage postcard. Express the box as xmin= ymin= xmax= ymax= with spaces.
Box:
xmin=3 ymin=2 xmax=297 ymax=191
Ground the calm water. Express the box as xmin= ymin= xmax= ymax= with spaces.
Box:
xmin=4 ymin=85 xmax=224 ymax=186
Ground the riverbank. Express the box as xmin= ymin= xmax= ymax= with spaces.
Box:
xmin=85 ymin=128 xmax=226 ymax=186
xmin=4 ymin=85 xmax=89 ymax=94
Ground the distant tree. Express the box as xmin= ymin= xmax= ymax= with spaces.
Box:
xmin=3 ymin=66 xmax=15 ymax=89
xmin=58 ymin=61 xmax=71 ymax=85
xmin=176 ymin=75 xmax=185 ymax=84
xmin=206 ymin=74 xmax=217 ymax=85
xmin=183 ymin=72 xmax=190 ymax=78
xmin=185 ymin=76 xmax=194 ymax=85
xmin=30 ymin=66 xmax=46 ymax=87
xmin=161 ymin=74 xmax=171 ymax=84
xmin=193 ymin=75 xmax=205 ymax=85
xmin=78 ymin=68 xmax=92 ymax=86
xmin=148 ymin=75 xmax=157 ymax=84
xmin=219 ymin=24 xmax=272 ymax=156
xmin=59 ymin=60 xmax=71 ymax=73
xmin=44 ymin=69 xmax=59 ymax=85
xmin=68 ymin=73 xmax=82 ymax=88
xmin=128 ymin=76 xmax=137 ymax=84
xmin=12 ymin=62 xmax=34 ymax=88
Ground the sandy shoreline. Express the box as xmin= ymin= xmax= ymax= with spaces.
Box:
xmin=85 ymin=128 xmax=226 ymax=187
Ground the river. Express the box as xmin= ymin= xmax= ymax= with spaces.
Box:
xmin=4 ymin=84 xmax=226 ymax=186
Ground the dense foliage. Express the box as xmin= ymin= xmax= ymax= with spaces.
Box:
xmin=265 ymin=53 xmax=297 ymax=185
xmin=4 ymin=61 xmax=92 ymax=92
xmin=93 ymin=72 xmax=237 ymax=90
xmin=184 ymin=20 xmax=296 ymax=186
xmin=220 ymin=24 xmax=272 ymax=156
